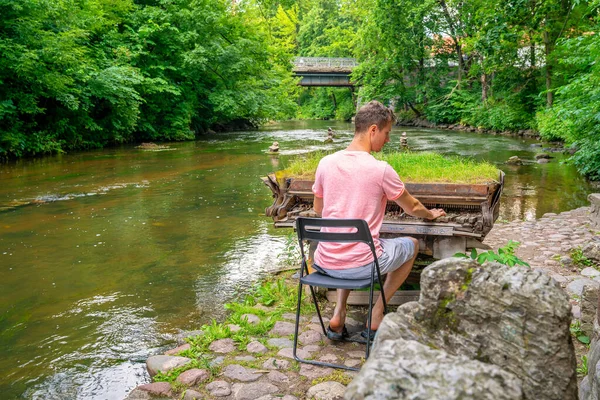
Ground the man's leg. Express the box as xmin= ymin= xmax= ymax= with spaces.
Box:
xmin=369 ymin=237 xmax=419 ymax=330
xmin=329 ymin=289 xmax=351 ymax=332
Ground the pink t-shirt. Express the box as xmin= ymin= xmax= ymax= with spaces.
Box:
xmin=312 ymin=150 xmax=405 ymax=269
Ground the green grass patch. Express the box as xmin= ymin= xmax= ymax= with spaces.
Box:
xmin=311 ymin=369 xmax=354 ymax=386
xmin=282 ymin=151 xmax=500 ymax=184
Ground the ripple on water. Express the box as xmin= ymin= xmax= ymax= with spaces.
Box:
xmin=17 ymin=294 xmax=164 ymax=400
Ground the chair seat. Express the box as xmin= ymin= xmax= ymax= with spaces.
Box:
xmin=300 ymin=271 xmax=379 ymax=290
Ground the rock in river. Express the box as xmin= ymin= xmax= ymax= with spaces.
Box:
xmin=146 ymin=355 xmax=191 ymax=377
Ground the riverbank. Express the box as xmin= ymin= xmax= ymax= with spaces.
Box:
xmin=125 ymin=200 xmax=599 ymax=400
xmin=399 ymin=118 xmax=541 ymax=139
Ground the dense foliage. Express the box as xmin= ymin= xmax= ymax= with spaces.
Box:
xmin=349 ymin=0 xmax=600 ymax=178
xmin=0 ymin=0 xmax=296 ymax=157
xmin=256 ymin=0 xmax=600 ymax=178
xmin=536 ymin=30 xmax=600 ymax=179
xmin=2 ymin=0 xmax=600 ymax=178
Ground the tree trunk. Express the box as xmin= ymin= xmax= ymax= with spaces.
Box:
xmin=481 ymin=72 xmax=489 ymax=102
xmin=455 ymin=43 xmax=464 ymax=87
xmin=543 ymin=30 xmax=553 ymax=107
xmin=407 ymin=101 xmax=422 ymax=118
xmin=349 ymin=87 xmax=357 ymax=110
xmin=331 ymin=92 xmax=337 ymax=109
xmin=439 ymin=0 xmax=464 ymax=87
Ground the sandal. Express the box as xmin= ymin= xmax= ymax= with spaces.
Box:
xmin=360 ymin=328 xmax=378 ymax=340
xmin=326 ymin=325 xmax=349 ymax=341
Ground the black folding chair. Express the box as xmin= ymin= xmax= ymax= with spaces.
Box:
xmin=292 ymin=217 xmax=387 ymax=371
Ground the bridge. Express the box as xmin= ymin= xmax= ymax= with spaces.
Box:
xmin=292 ymin=57 xmax=358 ymax=87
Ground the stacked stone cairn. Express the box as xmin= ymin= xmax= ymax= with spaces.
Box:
xmin=346 ymin=258 xmax=578 ymax=400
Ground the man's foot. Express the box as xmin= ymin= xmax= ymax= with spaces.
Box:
xmin=360 ymin=328 xmax=377 ymax=340
xmin=366 ymin=311 xmax=384 ymax=332
xmin=329 ymin=312 xmax=346 ymax=334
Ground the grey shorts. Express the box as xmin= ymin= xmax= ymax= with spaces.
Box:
xmin=313 ymin=237 xmax=416 ymax=280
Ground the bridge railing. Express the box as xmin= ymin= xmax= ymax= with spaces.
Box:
xmin=293 ymin=57 xmax=358 ymax=68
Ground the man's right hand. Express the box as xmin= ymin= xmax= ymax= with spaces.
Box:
xmin=427 ymin=208 xmax=446 ymax=220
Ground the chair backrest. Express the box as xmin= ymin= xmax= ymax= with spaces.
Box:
xmin=296 ymin=217 xmax=374 ymax=245
xmin=295 ymin=217 xmax=380 ymax=279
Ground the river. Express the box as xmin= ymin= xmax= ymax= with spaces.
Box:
xmin=0 ymin=120 xmax=594 ymax=399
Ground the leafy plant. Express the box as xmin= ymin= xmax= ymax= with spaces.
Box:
xmin=231 ymin=332 xmax=251 ymax=350
xmin=577 ymin=355 xmax=589 ymax=377
xmin=250 ymin=278 xmax=310 ymax=312
xmin=570 ymin=320 xmax=590 ymax=345
xmin=570 ymin=247 xmax=593 ymax=269
xmin=278 ymin=232 xmax=301 ymax=269
xmin=186 ymin=319 xmax=232 ymax=352
xmin=454 ymin=240 xmax=530 ymax=267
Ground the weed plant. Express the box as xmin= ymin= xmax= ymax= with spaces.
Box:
xmin=455 ymin=240 xmax=530 ymax=267
xmin=569 ymin=247 xmax=594 ymax=269
xmin=578 ymin=355 xmax=589 ymax=377
xmin=278 ymin=232 xmax=301 ymax=269
xmin=282 ymin=151 xmax=499 ymax=184
xmin=570 ymin=320 xmax=590 ymax=345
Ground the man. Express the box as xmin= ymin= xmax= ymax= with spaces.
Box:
xmin=311 ymin=100 xmax=445 ymax=340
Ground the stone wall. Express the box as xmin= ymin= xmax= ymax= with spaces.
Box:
xmin=579 ymin=316 xmax=600 ymax=399
xmin=591 ymin=194 xmax=600 ymax=229
xmin=345 ymin=258 xmax=578 ymax=400
xmin=579 ymin=278 xmax=600 ymax=400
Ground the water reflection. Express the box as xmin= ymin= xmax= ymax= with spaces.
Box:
xmin=0 ymin=120 xmax=594 ymax=399
xmin=25 ymin=301 xmax=157 ymax=400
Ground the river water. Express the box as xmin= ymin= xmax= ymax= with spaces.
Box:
xmin=0 ymin=121 xmax=594 ymax=399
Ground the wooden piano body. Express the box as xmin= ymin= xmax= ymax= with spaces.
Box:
xmin=262 ymin=172 xmax=504 ymax=260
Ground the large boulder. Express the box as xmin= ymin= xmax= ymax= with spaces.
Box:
xmin=581 ymin=283 xmax=600 ymax=335
xmin=146 ymin=355 xmax=191 ymax=377
xmin=345 ymin=338 xmax=522 ymax=400
xmin=583 ymin=241 xmax=600 ymax=264
xmin=580 ymin=315 xmax=600 ymax=399
xmin=590 ymin=194 xmax=600 ymax=229
xmin=346 ymin=258 xmax=577 ymax=400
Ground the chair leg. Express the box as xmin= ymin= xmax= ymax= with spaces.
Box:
xmin=365 ymin=285 xmax=374 ymax=358
xmin=308 ymin=285 xmax=327 ymax=336
xmin=292 ymin=279 xmax=304 ymax=362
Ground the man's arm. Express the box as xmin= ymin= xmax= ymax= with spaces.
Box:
xmin=313 ymin=196 xmax=323 ymax=216
xmin=394 ymin=190 xmax=446 ymax=220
